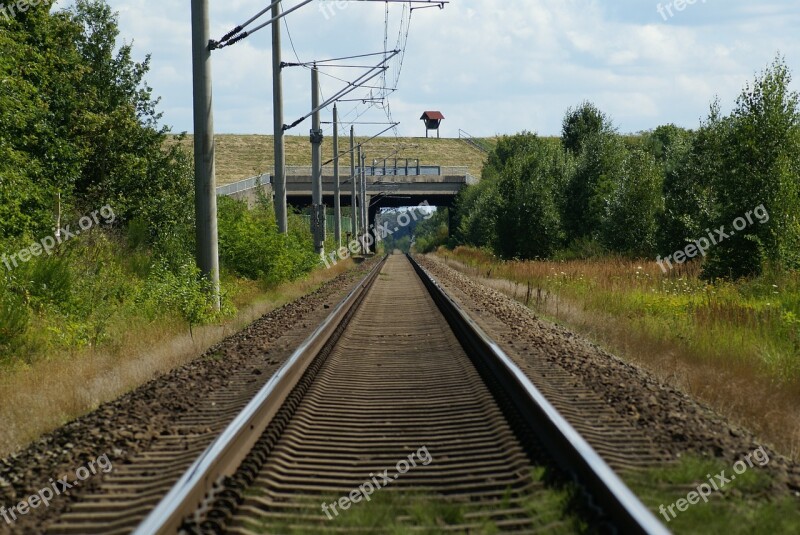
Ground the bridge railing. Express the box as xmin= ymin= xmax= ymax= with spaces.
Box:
xmin=216 ymin=174 xmax=270 ymax=196
xmin=217 ymin=166 xmax=477 ymax=197
xmin=458 ymin=129 xmax=491 ymax=153
xmin=440 ymin=166 xmax=470 ymax=176
xmin=285 ymin=165 xmax=443 ymax=177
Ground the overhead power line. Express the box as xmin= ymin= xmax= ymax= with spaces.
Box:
xmin=212 ymin=0 xmax=446 ymax=50
xmin=283 ymin=50 xmax=401 ymax=131
xmin=211 ymin=0 xmax=314 ymax=50
xmin=291 ymin=50 xmax=396 ymax=65
xmin=322 ymin=123 xmax=400 ymax=166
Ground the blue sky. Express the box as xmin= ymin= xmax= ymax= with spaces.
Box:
xmin=55 ymin=0 xmax=800 ymax=138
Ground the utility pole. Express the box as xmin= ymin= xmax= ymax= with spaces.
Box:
xmin=360 ymin=149 xmax=369 ymax=254
xmin=333 ymin=104 xmax=341 ymax=246
xmin=310 ymin=65 xmax=325 ymax=255
xmin=357 ymin=145 xmax=363 ymax=252
xmin=350 ymin=126 xmax=358 ymax=240
xmin=272 ymin=0 xmax=287 ymax=233
xmin=191 ymin=0 xmax=220 ymax=310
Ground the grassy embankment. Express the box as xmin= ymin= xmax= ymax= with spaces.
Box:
xmin=627 ymin=455 xmax=800 ymax=534
xmin=167 ymin=134 xmax=493 ymax=185
xmin=436 ymin=246 xmax=800 ymax=533
xmin=0 ymin=241 xmax=354 ymax=456
xmin=437 ymin=246 xmax=800 ymax=459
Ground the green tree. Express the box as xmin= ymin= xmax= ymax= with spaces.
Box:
xmin=482 ymin=131 xmax=540 ymax=180
xmin=563 ymin=131 xmax=627 ymax=243
xmin=494 ymin=136 xmax=566 ymax=259
xmin=450 ymin=176 xmax=499 ymax=249
xmin=654 ymin=117 xmax=718 ymax=256
xmin=414 ymin=208 xmax=449 ymax=253
xmin=601 ymin=149 xmax=664 ymax=256
xmin=66 ymin=1 xmax=195 ymax=249
xmin=704 ymin=57 xmax=800 ymax=279
xmin=562 ymin=101 xmax=613 ymax=155
xmin=451 ymin=134 xmax=543 ymax=251
xmin=0 ymin=1 xmax=84 ymax=240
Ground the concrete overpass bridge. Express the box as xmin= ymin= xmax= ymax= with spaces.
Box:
xmin=218 ymin=165 xmax=477 ymax=228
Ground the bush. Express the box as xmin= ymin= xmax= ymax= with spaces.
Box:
xmin=0 ymin=282 xmax=29 ymax=357
xmin=217 ymin=197 xmax=319 ymax=287
xmin=554 ymin=237 xmax=608 ymax=261
xmin=136 ymin=259 xmax=223 ymax=327
xmin=415 ymin=209 xmax=450 ymax=254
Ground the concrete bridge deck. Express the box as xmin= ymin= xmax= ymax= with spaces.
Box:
xmin=219 ymin=168 xmax=477 ymax=212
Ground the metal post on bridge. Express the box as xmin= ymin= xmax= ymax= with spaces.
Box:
xmin=360 ymin=150 xmax=369 ymax=254
xmin=350 ymin=126 xmax=358 ymax=240
xmin=190 ymin=0 xmax=220 ymax=311
xmin=357 ymin=145 xmax=364 ymax=253
xmin=333 ymin=104 xmax=341 ymax=246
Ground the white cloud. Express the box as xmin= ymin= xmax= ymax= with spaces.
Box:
xmin=56 ymin=0 xmax=800 ymax=137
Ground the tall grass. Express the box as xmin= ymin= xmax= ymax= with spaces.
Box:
xmin=0 ymin=256 xmax=354 ymax=456
xmin=0 ymin=201 xmax=350 ymax=454
xmin=0 ymin=232 xmax=221 ymax=367
xmin=444 ymin=246 xmax=800 ymax=385
xmin=0 ymin=198 xmax=322 ymax=368
xmin=438 ymin=246 xmax=800 ymax=457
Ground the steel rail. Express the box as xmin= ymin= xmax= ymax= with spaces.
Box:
xmin=407 ymin=254 xmax=670 ymax=535
xmin=134 ymin=252 xmax=668 ymax=534
xmin=133 ymin=256 xmax=387 ymax=535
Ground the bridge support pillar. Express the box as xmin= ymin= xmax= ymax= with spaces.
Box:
xmin=447 ymin=207 xmax=453 ymax=237
xmin=368 ymin=202 xmax=379 ymax=248
xmin=362 ymin=194 xmax=373 ymax=254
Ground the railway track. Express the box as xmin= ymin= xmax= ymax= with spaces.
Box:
xmin=50 ymin=254 xmax=667 ymax=534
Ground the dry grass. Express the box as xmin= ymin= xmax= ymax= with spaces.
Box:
xmin=436 ymin=248 xmax=800 ymax=460
xmin=0 ymin=261 xmax=353 ymax=457
xmin=167 ymin=134 xmax=490 ymax=185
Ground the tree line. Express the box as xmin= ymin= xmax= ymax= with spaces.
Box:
xmin=0 ymin=1 xmax=317 ymax=361
xmin=445 ymin=57 xmax=800 ymax=279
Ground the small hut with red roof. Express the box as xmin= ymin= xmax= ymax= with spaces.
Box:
xmin=420 ymin=111 xmax=444 ymax=138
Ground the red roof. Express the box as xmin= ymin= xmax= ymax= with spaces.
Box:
xmin=420 ymin=111 xmax=445 ymax=120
